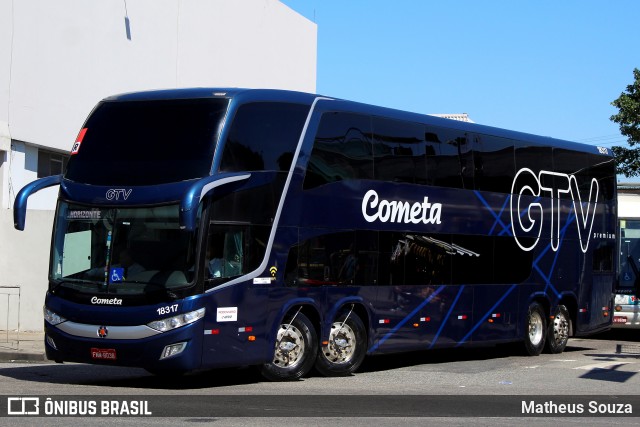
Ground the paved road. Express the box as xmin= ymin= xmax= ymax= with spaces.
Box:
xmin=0 ymin=330 xmax=639 ymax=425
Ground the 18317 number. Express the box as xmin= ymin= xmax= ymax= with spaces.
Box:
xmin=157 ymin=304 xmax=179 ymax=316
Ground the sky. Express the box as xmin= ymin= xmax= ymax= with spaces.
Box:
xmin=281 ymin=0 xmax=639 ymax=161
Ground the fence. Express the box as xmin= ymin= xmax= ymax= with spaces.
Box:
xmin=0 ymin=286 xmax=21 ymax=350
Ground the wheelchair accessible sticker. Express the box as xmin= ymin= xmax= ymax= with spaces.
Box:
xmin=110 ymin=267 xmax=124 ymax=283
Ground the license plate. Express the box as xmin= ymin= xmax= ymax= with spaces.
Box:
xmin=613 ymin=316 xmax=627 ymax=324
xmin=91 ymin=348 xmax=117 ymax=360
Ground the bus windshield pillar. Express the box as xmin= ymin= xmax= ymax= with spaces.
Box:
xmin=179 ymin=173 xmax=251 ymax=231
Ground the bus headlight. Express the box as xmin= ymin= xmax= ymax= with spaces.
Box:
xmin=147 ymin=308 xmax=205 ymax=332
xmin=43 ymin=306 xmax=67 ymax=326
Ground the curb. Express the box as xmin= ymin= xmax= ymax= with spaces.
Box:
xmin=0 ymin=350 xmax=47 ymax=363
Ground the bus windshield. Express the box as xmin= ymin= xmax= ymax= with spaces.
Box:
xmin=65 ymin=98 xmax=229 ymax=186
xmin=50 ymin=202 xmax=198 ymax=296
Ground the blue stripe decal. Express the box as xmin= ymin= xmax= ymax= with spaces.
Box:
xmin=474 ymin=191 xmax=512 ymax=236
xmin=369 ymin=285 xmax=446 ymax=352
xmin=479 ymin=188 xmax=575 ymax=301
xmin=532 ymin=210 xmax=576 ymax=299
xmin=370 ymin=190 xmax=590 ymax=353
xmin=456 ymin=284 xmax=518 ymax=346
xmin=429 ymin=285 xmax=466 ymax=349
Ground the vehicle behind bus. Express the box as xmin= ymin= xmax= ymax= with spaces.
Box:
xmin=614 ymin=189 xmax=640 ymax=328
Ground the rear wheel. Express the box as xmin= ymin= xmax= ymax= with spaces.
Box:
xmin=261 ymin=311 xmax=317 ymax=381
xmin=524 ymin=302 xmax=546 ymax=356
xmin=315 ymin=311 xmax=367 ymax=377
xmin=545 ymin=304 xmax=570 ymax=354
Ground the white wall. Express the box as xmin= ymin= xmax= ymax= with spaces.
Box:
xmin=619 ymin=193 xmax=640 ymax=219
xmin=0 ymin=209 xmax=54 ymax=331
xmin=4 ymin=0 xmax=316 ymax=153
xmin=0 ymin=0 xmax=316 ymax=331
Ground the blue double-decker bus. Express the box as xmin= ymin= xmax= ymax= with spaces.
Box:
xmin=15 ymin=88 xmax=620 ymax=380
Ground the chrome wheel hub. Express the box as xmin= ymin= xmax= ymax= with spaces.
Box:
xmin=551 ymin=313 xmax=569 ymax=344
xmin=528 ymin=310 xmax=544 ymax=346
xmin=273 ymin=323 xmax=305 ymax=368
xmin=322 ymin=321 xmax=356 ymax=364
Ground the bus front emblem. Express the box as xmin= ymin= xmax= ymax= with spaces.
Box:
xmin=97 ymin=326 xmax=109 ymax=338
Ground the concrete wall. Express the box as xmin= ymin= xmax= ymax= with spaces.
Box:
xmin=0 ymin=0 xmax=316 ymax=331
xmin=3 ymin=0 xmax=316 ymax=152
xmin=0 ymin=209 xmax=54 ymax=331
xmin=619 ymin=193 xmax=640 ymax=219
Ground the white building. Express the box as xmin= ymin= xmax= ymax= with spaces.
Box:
xmin=0 ymin=0 xmax=317 ymax=331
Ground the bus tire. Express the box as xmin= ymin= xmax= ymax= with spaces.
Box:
xmin=524 ymin=302 xmax=546 ymax=356
xmin=315 ymin=311 xmax=367 ymax=377
xmin=545 ymin=304 xmax=570 ymax=354
xmin=261 ymin=312 xmax=317 ymax=381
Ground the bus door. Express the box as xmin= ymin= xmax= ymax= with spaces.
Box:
xmin=617 ymin=219 xmax=640 ymax=298
xmin=574 ymin=240 xmax=616 ymax=332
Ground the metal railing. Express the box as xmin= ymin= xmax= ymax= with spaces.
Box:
xmin=0 ymin=286 xmax=21 ymax=349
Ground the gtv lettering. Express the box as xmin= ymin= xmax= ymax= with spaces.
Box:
xmin=106 ymin=189 xmax=132 ymax=201
xmin=510 ymin=168 xmax=599 ymax=253
xmin=362 ymin=189 xmax=442 ymax=225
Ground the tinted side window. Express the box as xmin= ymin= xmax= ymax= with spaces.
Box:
xmin=473 ymin=134 xmax=515 ymax=193
xmin=553 ymin=148 xmax=595 ymax=205
xmin=587 ymin=155 xmax=616 ymax=202
xmin=593 ymin=241 xmax=614 ymax=272
xmin=515 ymin=145 xmax=553 ymax=179
xmin=204 ymin=224 xmax=270 ymax=291
xmin=425 ymin=126 xmax=469 ymax=189
xmin=559 ymin=150 xmax=616 ymax=203
xmin=379 ymin=232 xmax=452 ymax=286
xmin=285 ymin=231 xmax=378 ymax=286
xmin=553 ymin=148 xmax=589 ymax=177
xmin=372 ymin=117 xmax=427 ymax=184
xmin=220 ymin=102 xmax=310 ymax=172
xmin=451 ymin=235 xmax=532 ymax=284
xmin=303 ymin=112 xmax=373 ymax=189
xmin=210 ymin=181 xmax=284 ymax=225
xmin=285 ymin=231 xmax=533 ymax=287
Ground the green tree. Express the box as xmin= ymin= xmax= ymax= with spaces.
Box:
xmin=611 ymin=68 xmax=640 ymax=177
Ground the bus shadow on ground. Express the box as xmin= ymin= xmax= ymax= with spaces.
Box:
xmin=358 ymin=341 xmax=594 ymax=374
xmin=0 ymin=338 xmax=606 ymax=389
xmin=592 ymin=329 xmax=640 ymax=343
xmin=0 ymin=364 xmax=262 ymax=390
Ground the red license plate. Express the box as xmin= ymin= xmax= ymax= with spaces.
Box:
xmin=91 ymin=348 xmax=117 ymax=360
xmin=613 ymin=316 xmax=627 ymax=324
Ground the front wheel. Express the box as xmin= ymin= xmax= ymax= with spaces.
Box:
xmin=523 ymin=302 xmax=546 ymax=356
xmin=261 ymin=311 xmax=317 ymax=381
xmin=315 ymin=311 xmax=367 ymax=377
xmin=545 ymin=304 xmax=570 ymax=354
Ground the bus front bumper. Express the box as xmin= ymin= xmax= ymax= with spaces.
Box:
xmin=43 ymin=321 xmax=204 ymax=372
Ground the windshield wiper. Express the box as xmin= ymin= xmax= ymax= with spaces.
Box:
xmin=50 ymin=278 xmax=103 ymax=292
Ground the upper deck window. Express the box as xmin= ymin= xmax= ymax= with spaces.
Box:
xmin=65 ymin=98 xmax=229 ymax=186
xmin=219 ymin=102 xmax=311 ymax=173
xmin=303 ymin=112 xmax=374 ymax=189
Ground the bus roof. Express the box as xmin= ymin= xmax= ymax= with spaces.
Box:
xmin=101 ymin=87 xmax=608 ymax=157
